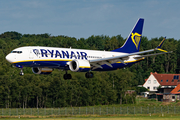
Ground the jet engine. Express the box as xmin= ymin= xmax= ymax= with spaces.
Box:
xmin=32 ymin=67 xmax=53 ymax=75
xmin=69 ymin=60 xmax=91 ymax=72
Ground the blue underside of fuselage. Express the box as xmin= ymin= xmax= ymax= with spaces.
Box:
xmin=14 ymin=60 xmax=139 ymax=71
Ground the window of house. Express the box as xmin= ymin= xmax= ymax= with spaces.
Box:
xmin=172 ymin=96 xmax=175 ymax=99
xmin=153 ymin=87 xmax=157 ymax=90
xmin=166 ymin=80 xmax=168 ymax=82
xmin=172 ymin=79 xmax=174 ymax=82
xmin=161 ymin=80 xmax=163 ymax=82
xmin=174 ymin=75 xmax=179 ymax=79
xmin=154 ymin=80 xmax=157 ymax=84
xmin=148 ymin=80 xmax=151 ymax=84
xmin=147 ymin=87 xmax=150 ymax=90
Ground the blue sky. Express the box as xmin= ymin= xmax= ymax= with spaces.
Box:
xmin=0 ymin=0 xmax=180 ymax=40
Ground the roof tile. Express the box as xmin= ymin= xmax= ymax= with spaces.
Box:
xmin=171 ymin=84 xmax=180 ymax=94
xmin=151 ymin=72 xmax=180 ymax=86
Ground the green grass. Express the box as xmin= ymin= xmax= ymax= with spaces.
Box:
xmin=1 ymin=97 xmax=180 ymax=118
xmin=1 ymin=115 xmax=180 ymax=120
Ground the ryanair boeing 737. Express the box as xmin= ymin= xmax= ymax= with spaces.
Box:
xmin=5 ymin=18 xmax=170 ymax=79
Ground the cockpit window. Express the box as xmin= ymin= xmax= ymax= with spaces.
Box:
xmin=18 ymin=51 xmax=22 ymax=53
xmin=11 ymin=51 xmax=22 ymax=53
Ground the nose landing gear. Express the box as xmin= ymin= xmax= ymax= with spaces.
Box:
xmin=15 ymin=64 xmax=24 ymax=76
xmin=19 ymin=69 xmax=24 ymax=76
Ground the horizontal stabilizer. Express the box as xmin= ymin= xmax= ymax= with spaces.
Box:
xmin=157 ymin=48 xmax=168 ymax=53
xmin=133 ymin=51 xmax=173 ymax=59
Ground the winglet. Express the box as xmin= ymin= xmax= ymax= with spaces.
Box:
xmin=156 ymin=37 xmax=167 ymax=52
xmin=157 ymin=37 xmax=166 ymax=49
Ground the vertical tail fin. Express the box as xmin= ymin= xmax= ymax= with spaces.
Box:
xmin=111 ymin=18 xmax=144 ymax=53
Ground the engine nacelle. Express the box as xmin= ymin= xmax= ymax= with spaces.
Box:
xmin=69 ymin=60 xmax=91 ymax=72
xmin=32 ymin=67 xmax=53 ymax=75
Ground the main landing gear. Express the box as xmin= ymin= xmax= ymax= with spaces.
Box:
xmin=85 ymin=72 xmax=94 ymax=78
xmin=63 ymin=71 xmax=94 ymax=80
xmin=63 ymin=71 xmax=72 ymax=80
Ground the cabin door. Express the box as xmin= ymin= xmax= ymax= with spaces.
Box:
xmin=29 ymin=49 xmax=34 ymax=59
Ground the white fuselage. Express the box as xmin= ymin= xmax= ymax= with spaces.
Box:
xmin=6 ymin=46 xmax=142 ymax=71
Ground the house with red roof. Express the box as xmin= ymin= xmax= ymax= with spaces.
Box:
xmin=143 ymin=72 xmax=180 ymax=91
xmin=143 ymin=72 xmax=180 ymax=102
xmin=170 ymin=84 xmax=180 ymax=101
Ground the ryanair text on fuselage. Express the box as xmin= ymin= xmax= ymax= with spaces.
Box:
xmin=34 ymin=49 xmax=88 ymax=60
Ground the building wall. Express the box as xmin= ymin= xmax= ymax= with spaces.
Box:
xmin=176 ymin=95 xmax=180 ymax=100
xmin=143 ymin=74 xmax=160 ymax=91
xmin=163 ymin=94 xmax=172 ymax=102
xmin=164 ymin=88 xmax=174 ymax=93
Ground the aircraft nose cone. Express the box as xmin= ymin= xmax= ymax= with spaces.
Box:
xmin=6 ymin=54 xmax=13 ymax=63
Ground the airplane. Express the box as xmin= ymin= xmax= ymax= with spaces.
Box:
xmin=5 ymin=18 xmax=171 ymax=79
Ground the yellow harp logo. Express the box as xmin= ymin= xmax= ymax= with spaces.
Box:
xmin=131 ymin=32 xmax=141 ymax=49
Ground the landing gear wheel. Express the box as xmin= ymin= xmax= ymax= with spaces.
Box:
xmin=85 ymin=72 xmax=93 ymax=78
xmin=63 ymin=71 xmax=72 ymax=80
xmin=19 ymin=72 xmax=24 ymax=76
xmin=19 ymin=69 xmax=24 ymax=76
xmin=67 ymin=74 xmax=72 ymax=79
xmin=63 ymin=74 xmax=68 ymax=80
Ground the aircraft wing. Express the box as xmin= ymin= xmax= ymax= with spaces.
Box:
xmin=89 ymin=48 xmax=167 ymax=69
xmin=89 ymin=37 xmax=171 ymax=69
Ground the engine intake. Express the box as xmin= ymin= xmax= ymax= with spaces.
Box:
xmin=32 ymin=67 xmax=53 ymax=75
xmin=69 ymin=60 xmax=91 ymax=72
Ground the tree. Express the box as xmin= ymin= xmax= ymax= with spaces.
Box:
xmin=0 ymin=31 xmax=178 ymax=108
